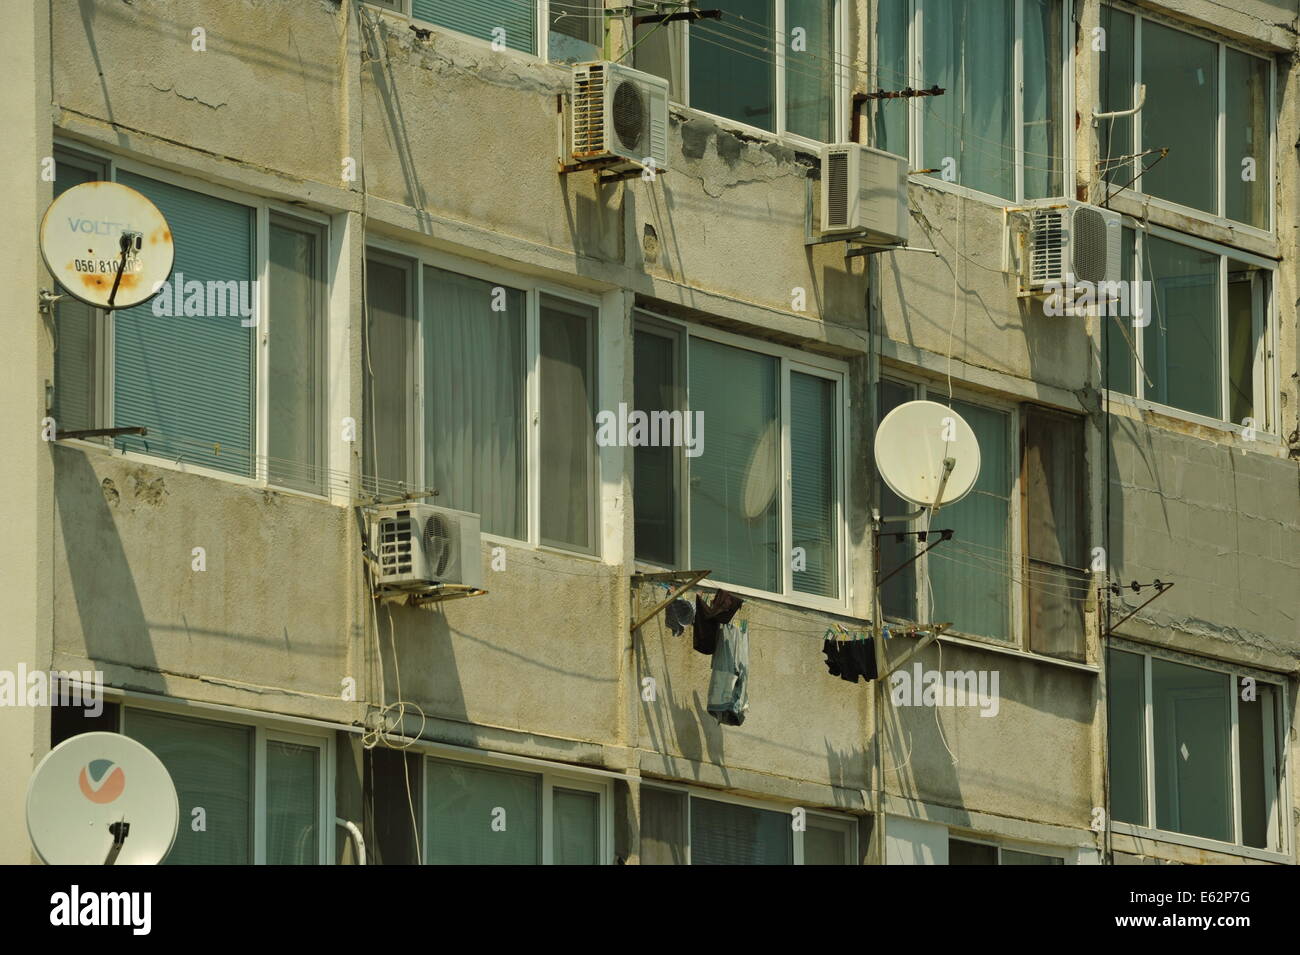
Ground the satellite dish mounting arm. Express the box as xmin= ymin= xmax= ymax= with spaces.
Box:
xmin=104 ymin=818 xmax=130 ymax=865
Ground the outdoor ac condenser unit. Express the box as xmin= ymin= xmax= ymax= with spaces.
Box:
xmin=368 ymin=503 xmax=482 ymax=592
xmin=1025 ymin=200 xmax=1123 ymax=290
xmin=571 ymin=61 xmax=670 ymax=173
xmin=820 ymin=143 xmax=909 ymax=245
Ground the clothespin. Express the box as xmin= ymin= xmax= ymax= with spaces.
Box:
xmin=881 ymin=623 xmax=892 ymax=640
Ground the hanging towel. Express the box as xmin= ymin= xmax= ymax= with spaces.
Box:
xmin=822 ymin=635 xmax=877 ymax=684
xmin=693 ymin=590 xmax=743 ymax=655
xmin=707 ymin=622 xmax=749 ymax=726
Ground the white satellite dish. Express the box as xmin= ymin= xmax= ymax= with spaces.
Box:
xmin=26 ymin=731 xmax=179 ymax=865
xmin=874 ymin=399 xmax=981 ymax=510
xmin=40 ymin=181 xmax=174 ymax=310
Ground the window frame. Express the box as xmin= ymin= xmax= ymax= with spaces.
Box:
xmin=367 ymin=0 xmax=603 ymax=64
xmin=948 ymin=833 xmax=1068 ymax=864
xmin=364 ymin=238 xmax=604 ymax=557
xmin=117 ymin=700 xmax=336 ymax=866
xmin=879 ymin=0 xmax=1075 ymax=205
xmin=1098 ymin=3 xmax=1277 ymax=237
xmin=1103 ymin=219 xmax=1279 ymax=436
xmin=50 ymin=141 xmax=335 ymax=500
xmin=642 ymin=781 xmax=859 ymax=865
xmin=1106 ymin=643 xmax=1291 ymax=861
xmin=632 ymin=309 xmax=850 ymax=611
xmin=419 ymin=748 xmax=614 ymax=865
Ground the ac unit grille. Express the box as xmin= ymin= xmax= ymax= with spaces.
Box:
xmin=1030 ymin=209 xmax=1066 ymax=284
xmin=573 ymin=65 xmax=606 ymax=156
xmin=1071 ymin=206 xmax=1109 ymax=285
xmin=423 ymin=513 xmax=453 ymax=579
xmin=377 ymin=513 xmax=417 ymax=576
xmin=611 ymin=78 xmax=646 ymax=154
xmin=826 ymin=151 xmax=850 ymax=229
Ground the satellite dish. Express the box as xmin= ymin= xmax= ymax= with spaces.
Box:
xmin=741 ymin=419 xmax=780 ymax=519
xmin=874 ymin=400 xmax=981 ymax=509
xmin=40 ymin=181 xmax=174 ymax=310
xmin=27 ymin=731 xmax=179 ymax=865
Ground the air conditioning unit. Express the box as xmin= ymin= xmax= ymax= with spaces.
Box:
xmin=367 ymin=504 xmax=482 ymax=593
xmin=1024 ymin=200 xmax=1123 ymax=291
xmin=820 ymin=143 xmax=909 ymax=245
xmin=571 ymin=61 xmax=669 ymax=173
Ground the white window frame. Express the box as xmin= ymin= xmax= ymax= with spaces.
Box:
xmin=1107 ymin=643 xmax=1291 ymax=862
xmin=117 ymin=701 xmax=337 ymax=866
xmin=948 ymin=833 xmax=1067 ymax=865
xmin=365 ymin=239 xmax=603 ymax=557
xmin=50 ymin=141 xmax=335 ymax=501
xmin=877 ymin=371 xmax=1024 ymax=648
xmin=1104 ymin=219 xmax=1279 ymax=436
xmin=1099 ymin=3 xmax=1277 ymax=238
xmin=367 ymin=0 xmax=599 ymax=64
xmin=420 ymin=748 xmax=614 ymax=864
xmin=884 ymin=0 xmax=1074 ymax=205
xmin=642 ymin=781 xmax=859 ymax=865
xmin=633 ymin=309 xmax=850 ymax=611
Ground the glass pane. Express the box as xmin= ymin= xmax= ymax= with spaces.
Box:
xmin=689 ymin=338 xmax=780 ymax=591
xmin=873 ymin=0 xmax=910 ymax=154
xmin=1024 ymin=410 xmax=1086 ymax=661
xmin=922 ymin=0 xmax=1015 ymax=199
xmin=268 ymin=222 xmax=323 ymax=494
xmin=877 ymin=379 xmax=916 ymax=619
xmin=634 ymin=329 xmax=679 ymax=566
xmin=363 ymin=257 xmax=414 ymax=494
xmin=1107 ymin=649 xmax=1147 ymax=826
xmin=634 ymin=20 xmax=685 ymax=101
xmin=641 ymin=787 xmax=688 ymax=865
xmin=553 ymin=788 xmax=600 ymax=865
xmin=426 ymin=760 xmax=541 ymax=864
xmin=691 ymin=798 xmax=791 ymax=865
xmin=410 ymin=0 xmax=537 ymax=54
xmin=126 ymin=710 xmax=252 ymax=864
xmin=1238 ymin=683 xmax=1277 ymax=850
xmin=1152 ymin=659 xmax=1232 ymax=842
xmin=1104 ymin=227 xmax=1137 ymax=396
xmin=549 ymin=0 xmax=602 ymax=63
xmin=1225 ymin=50 xmax=1270 ymax=228
xmin=1141 ymin=21 xmax=1217 ymax=212
xmin=52 ymin=158 xmax=100 ymax=434
xmin=785 ymin=0 xmax=836 ymax=140
xmin=948 ymin=839 xmax=997 ymax=865
xmin=1001 ymin=848 xmax=1064 ymax=865
xmin=804 ymin=820 xmax=849 ymax=864
xmin=1098 ymin=6 xmax=1135 ymax=190
xmin=1227 ymin=260 xmax=1263 ymax=428
xmin=1022 ymin=0 xmax=1064 ymax=199
xmin=1143 ymin=235 xmax=1220 ymax=418
xmin=690 ymin=0 xmax=776 ymax=132
xmin=423 ymin=267 xmax=527 ymax=539
xmin=539 ymin=295 xmax=597 ymax=553
xmin=266 ymin=740 xmax=320 ymax=865
xmin=791 ymin=372 xmax=837 ymax=597
xmin=928 ymin=400 xmax=1011 ymax=641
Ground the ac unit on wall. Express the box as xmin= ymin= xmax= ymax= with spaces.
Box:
xmin=1023 ymin=200 xmax=1123 ymax=291
xmin=820 ymin=143 xmax=909 ymax=246
xmin=367 ymin=503 xmax=482 ymax=593
xmin=571 ymin=61 xmax=669 ymax=173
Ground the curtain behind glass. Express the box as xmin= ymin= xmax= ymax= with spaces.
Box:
xmin=1226 ymin=261 xmax=1261 ymax=427
xmin=1152 ymin=659 xmax=1232 ymax=842
xmin=1143 ymin=236 xmax=1220 ymax=418
xmin=423 ymin=267 xmax=526 ymax=539
xmin=553 ymin=788 xmax=599 ymax=864
xmin=634 ymin=19 xmax=685 ymax=101
xmin=363 ymin=257 xmax=413 ymax=495
xmin=689 ymin=338 xmax=780 ymax=591
xmin=691 ymin=0 xmax=776 ymax=131
xmin=873 ymin=0 xmax=910 ymax=154
xmin=539 ymin=295 xmax=597 ymax=553
xmin=877 ymin=379 xmax=917 ymax=619
xmin=1098 ymin=7 xmax=1135 ymax=190
xmin=126 ymin=710 xmax=252 ymax=864
xmin=52 ymin=159 xmax=99 ymax=433
xmin=791 ymin=372 xmax=837 ymax=597
xmin=1105 ymin=228 xmax=1138 ymax=396
xmin=266 ymin=740 xmax=319 ymax=865
xmin=1107 ymin=649 xmax=1147 ymax=825
xmin=804 ymin=820 xmax=849 ymax=864
xmin=268 ymin=222 xmax=323 ymax=494
xmin=691 ymin=798 xmax=791 ymax=864
xmin=426 ymin=760 xmax=541 ymax=864
xmin=549 ymin=0 xmax=602 ymax=63
xmin=1022 ymin=0 xmax=1064 ymax=199
xmin=1142 ymin=22 xmax=1217 ymax=213
xmin=1225 ymin=50 xmax=1270 ymax=228
xmin=927 ymin=399 xmax=1010 ymax=641
xmin=640 ymin=787 xmax=687 ymax=864
xmin=922 ymin=0 xmax=1015 ymax=199
xmin=634 ymin=329 xmax=679 ymax=566
xmin=785 ymin=0 xmax=835 ymax=140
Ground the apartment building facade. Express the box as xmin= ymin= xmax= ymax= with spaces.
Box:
xmin=2 ymin=0 xmax=1297 ymax=865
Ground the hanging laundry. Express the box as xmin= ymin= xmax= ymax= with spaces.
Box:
xmin=707 ymin=621 xmax=749 ymax=726
xmin=821 ymin=631 xmax=878 ymax=684
xmin=693 ymin=590 xmax=743 ymax=655
xmin=664 ymin=596 xmax=695 ymax=636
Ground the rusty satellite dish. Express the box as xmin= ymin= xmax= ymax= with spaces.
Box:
xmin=40 ymin=181 xmax=174 ymax=310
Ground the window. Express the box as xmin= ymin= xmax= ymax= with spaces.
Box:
xmin=874 ymin=0 xmax=1068 ymax=201
xmin=121 ymin=707 xmax=333 ymax=865
xmin=632 ymin=314 xmax=846 ymax=603
xmin=878 ymin=378 xmax=1087 ymax=659
xmin=640 ymin=786 xmax=857 ymax=864
xmin=1103 ymin=226 xmax=1276 ymax=430
xmin=423 ymin=755 xmax=609 ymax=864
xmin=634 ymin=0 xmax=844 ymax=142
xmin=365 ymin=250 xmax=598 ymax=554
xmin=1107 ymin=648 xmax=1286 ymax=853
xmin=390 ymin=1 xmax=603 ymax=61
xmin=949 ymin=837 xmax=1064 ymax=865
xmin=51 ymin=148 xmax=331 ymax=493
xmin=1098 ymin=6 xmax=1273 ymax=229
